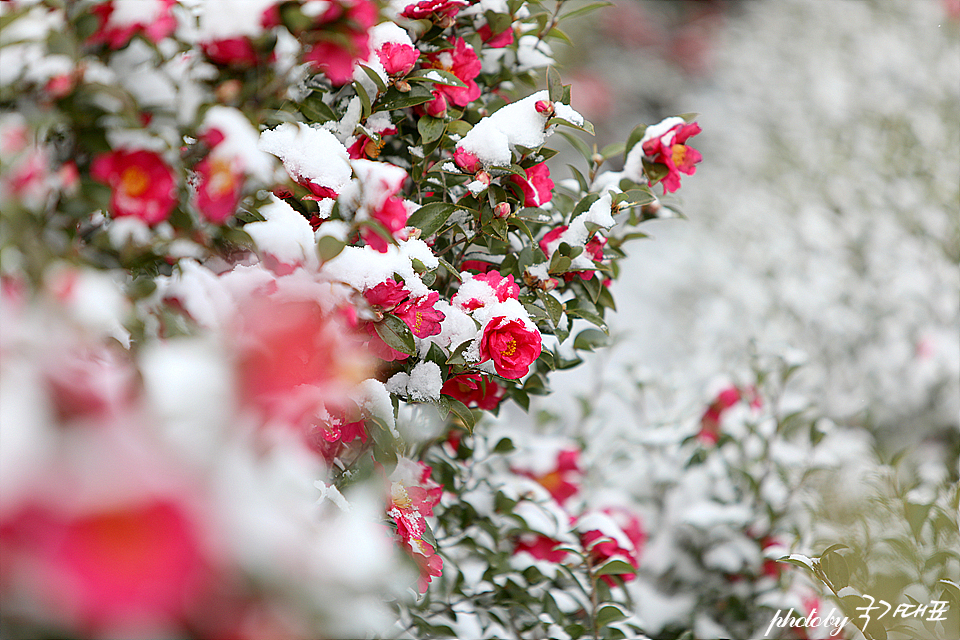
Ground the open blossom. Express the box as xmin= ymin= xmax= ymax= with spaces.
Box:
xmin=387 ymin=460 xmax=443 ymax=592
xmin=422 ymin=37 xmax=482 ymax=115
xmin=578 ymin=507 xmax=646 ymax=585
xmin=640 ymin=118 xmax=703 ymax=194
xmin=441 ymin=373 xmax=505 ymax=410
xmin=514 ymin=533 xmax=569 ymax=563
xmin=377 ymin=41 xmax=420 ymax=77
xmin=454 ymin=270 xmax=520 ymax=311
xmin=88 ymin=0 xmax=177 ymax=49
xmin=516 ymin=448 xmax=582 ymax=505
xmin=193 ymin=155 xmax=243 ymax=224
xmin=400 ymin=0 xmax=467 ymax=21
xmin=91 ymin=148 xmax=177 ymax=225
xmin=393 ymin=291 xmax=445 ymax=338
xmin=698 ymin=384 xmax=762 ymax=444
xmin=361 ymin=195 xmax=410 ymax=252
xmin=478 ymin=316 xmax=541 ymax=379
xmin=509 ymin=162 xmax=554 ymax=207
xmin=299 ymin=0 xmax=378 ymax=85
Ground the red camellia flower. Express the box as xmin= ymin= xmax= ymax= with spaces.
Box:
xmin=377 ymin=41 xmax=420 ymax=77
xmin=474 ymin=270 xmax=520 ymax=302
xmin=387 ymin=460 xmax=444 ymax=592
xmin=90 ymin=148 xmax=177 ymax=225
xmin=477 ymin=23 xmax=515 ymax=48
xmin=361 ymin=195 xmax=410 ymax=252
xmin=89 ymin=0 xmax=177 ymax=49
xmin=578 ymin=507 xmax=646 ymax=586
xmin=514 ymin=533 xmax=569 ymax=563
xmin=478 ymin=316 xmax=542 ymax=379
xmin=641 ymin=120 xmax=703 ymax=194
xmin=393 ymin=291 xmax=445 ymax=338
xmin=1 ymin=499 xmax=210 ymax=636
xmin=441 ymin=373 xmax=505 ymax=410
xmin=509 ymin=162 xmax=554 ymax=207
xmin=400 ymin=0 xmax=467 ymax=21
xmin=698 ymin=385 xmax=761 ymax=444
xmin=194 ymin=155 xmax=244 ymax=224
xmin=539 ymin=226 xmax=607 ymax=281
xmin=301 ymin=0 xmax=378 ymax=85
xmin=202 ymin=37 xmax=260 ymax=67
xmin=422 ymin=37 xmax=482 ymax=114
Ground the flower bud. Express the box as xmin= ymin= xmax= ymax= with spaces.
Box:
xmin=395 ymin=79 xmax=411 ymax=93
xmin=535 ymin=100 xmax=555 ymax=117
xmin=494 ymin=202 xmax=511 ymax=218
xmin=476 ymin=171 xmax=491 ymax=186
xmin=453 ymin=147 xmax=481 ymax=173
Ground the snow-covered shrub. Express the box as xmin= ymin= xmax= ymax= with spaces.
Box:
xmin=0 ymin=0 xmax=706 ymax=637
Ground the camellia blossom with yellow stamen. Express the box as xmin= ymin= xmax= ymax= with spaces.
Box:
xmin=478 ymin=315 xmax=542 ymax=379
xmin=639 ymin=117 xmax=703 ymax=194
xmin=90 ymin=148 xmax=177 ymax=225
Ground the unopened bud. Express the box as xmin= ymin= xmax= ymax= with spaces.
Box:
xmin=494 ymin=202 xmax=511 ymax=218
xmin=591 ymin=153 xmax=604 ymax=166
xmin=438 ymin=14 xmax=455 ymax=29
xmin=535 ymin=100 xmax=555 ymax=117
xmin=395 ymin=79 xmax=411 ymax=93
xmin=476 ymin=171 xmax=491 ymax=186
xmin=641 ymin=199 xmax=662 ymax=217
xmin=215 ymin=79 xmax=243 ymax=103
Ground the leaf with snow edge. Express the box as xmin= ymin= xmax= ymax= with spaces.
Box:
xmin=443 ymin=395 xmax=476 ymax=433
xmin=407 ymin=69 xmax=468 ymax=88
xmin=624 ymin=123 xmax=648 ymax=158
xmin=537 ymin=290 xmax=563 ymax=326
xmin=778 ymin=553 xmax=815 ymax=571
xmin=566 ymin=307 xmax=608 ymax=333
xmin=613 ymin=188 xmax=657 ymax=208
xmin=549 ymin=116 xmax=594 ymax=136
xmin=492 ymin=437 xmax=515 ymax=454
xmin=820 ymin=550 xmax=849 ymax=589
xmin=358 ymin=64 xmax=387 ymax=95
xmin=376 ymin=313 xmax=416 ymax=356
xmin=407 ymin=202 xmax=461 ymax=238
xmin=376 ymin=85 xmax=434 ymax=111
xmin=353 ymin=79 xmax=372 ymax=119
xmin=445 ymin=119 xmax=472 ymax=137
xmin=594 ymin=558 xmax=635 ymax=577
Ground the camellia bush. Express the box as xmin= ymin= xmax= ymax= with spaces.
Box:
xmin=0 ymin=0 xmax=711 ymax=638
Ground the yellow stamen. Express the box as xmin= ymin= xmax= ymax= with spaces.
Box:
xmin=120 ymin=166 xmax=149 ymax=197
xmin=502 ymin=339 xmax=517 ymax=357
xmin=208 ymin=158 xmax=236 ymax=197
xmin=671 ymin=144 xmax=687 ymax=167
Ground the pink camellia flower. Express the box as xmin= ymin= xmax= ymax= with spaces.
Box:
xmin=422 ymin=37 xmax=482 ymax=114
xmin=202 ymin=37 xmax=260 ymax=67
xmin=347 ymin=125 xmax=398 ymax=160
xmin=514 ymin=533 xmax=569 ymax=563
xmin=640 ymin=119 xmax=702 ymax=194
xmin=401 ymin=0 xmax=467 ymax=21
xmin=305 ymin=38 xmax=370 ymax=85
xmin=441 ymin=373 xmax=505 ymax=410
xmin=193 ymin=155 xmax=244 ymax=224
xmin=477 ymin=23 xmax=515 ymax=48
xmin=361 ymin=195 xmax=410 ymax=252
xmin=474 ymin=270 xmax=520 ymax=303
xmin=516 ymin=448 xmax=582 ymax=505
xmin=364 ymin=278 xmax=409 ymax=311
xmin=453 ymin=146 xmax=482 ymax=173
xmin=478 ymin=316 xmax=542 ymax=379
xmin=300 ymin=0 xmax=378 ymax=85
xmin=698 ymin=385 xmax=761 ymax=444
xmin=393 ymin=291 xmax=446 ymax=338
xmin=453 ymin=270 xmax=519 ymax=311
xmin=88 ymin=0 xmax=177 ymax=50
xmin=377 ymin=41 xmax=420 ymax=77
xmin=307 ymin=412 xmax=368 ymax=461
xmin=387 ymin=460 xmax=444 ymax=592
xmin=578 ymin=507 xmax=646 ymax=585
xmin=539 ymin=226 xmax=607 ymax=281
xmin=90 ymin=148 xmax=177 ymax=225
xmin=1 ymin=499 xmax=210 ymax=636
xmin=508 ymin=162 xmax=554 ymax=207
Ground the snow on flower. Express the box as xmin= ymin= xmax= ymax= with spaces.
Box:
xmin=421 ymin=37 xmax=482 ymax=116
xmin=387 ymin=458 xmax=444 ymax=592
xmin=90 ymin=148 xmax=178 ymax=225
xmin=453 ymin=270 xmax=520 ymax=311
xmin=627 ymin=116 xmax=703 ymax=194
xmin=577 ymin=507 xmax=646 ymax=585
xmin=477 ymin=314 xmax=542 ymax=379
xmin=456 ymin=90 xmax=583 ymax=168
xmin=198 ymin=0 xmax=278 ymax=66
xmin=399 ymin=0 xmax=468 ymax=21
xmin=88 ymin=0 xmax=177 ymax=50
xmin=508 ymin=162 xmax=554 ymax=207
xmin=258 ymin=122 xmax=353 ymax=198
xmin=441 ymin=373 xmax=505 ymax=410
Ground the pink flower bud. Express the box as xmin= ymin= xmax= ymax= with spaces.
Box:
xmin=535 ymin=100 xmax=555 ymax=116
xmin=494 ymin=202 xmax=511 ymax=218
xmin=453 ymin=147 xmax=481 ymax=173
xmin=476 ymin=171 xmax=491 ymax=186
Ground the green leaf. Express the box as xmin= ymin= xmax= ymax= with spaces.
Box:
xmin=777 ymin=554 xmax=816 ymax=572
xmin=377 ymin=84 xmax=434 ymax=111
xmin=566 ymin=308 xmax=608 ymax=332
xmin=300 ymin=94 xmax=338 ymax=123
xmin=444 ymin=395 xmax=476 ymax=433
xmin=820 ymin=551 xmax=849 ymax=589
xmin=316 ymin=235 xmax=345 ymax=262
xmin=595 ymin=559 xmax=635 ymax=576
xmin=642 ymin=158 xmax=669 ymax=186
xmin=624 ymin=123 xmax=648 ymax=157
xmin=905 ymin=502 xmax=932 ymax=540
xmin=408 ymin=68 xmax=467 ymax=88
xmin=537 ymin=290 xmax=563 ymax=326
xmin=357 ymin=64 xmax=387 ymax=94
xmin=407 ymin=201 xmax=459 ymax=237
xmin=354 ymin=79 xmax=372 ymax=119
xmin=446 ymin=119 xmax=473 ymax=137
xmin=560 ymin=1 xmax=613 ymax=22
xmin=375 ymin=313 xmax=416 ymax=356
xmin=417 ymin=115 xmax=446 ymax=143
xmin=574 ymin=328 xmax=610 ymax=351
xmin=557 ymin=130 xmax=593 ymax=168
xmin=493 ymin=437 xmax=515 ymax=454
xmin=550 ymin=116 xmax=594 ymax=136
xmin=547 ymin=66 xmax=563 ymax=103
xmin=437 ymin=257 xmax=462 ymax=281
xmin=595 ymin=603 xmax=628 ymax=628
